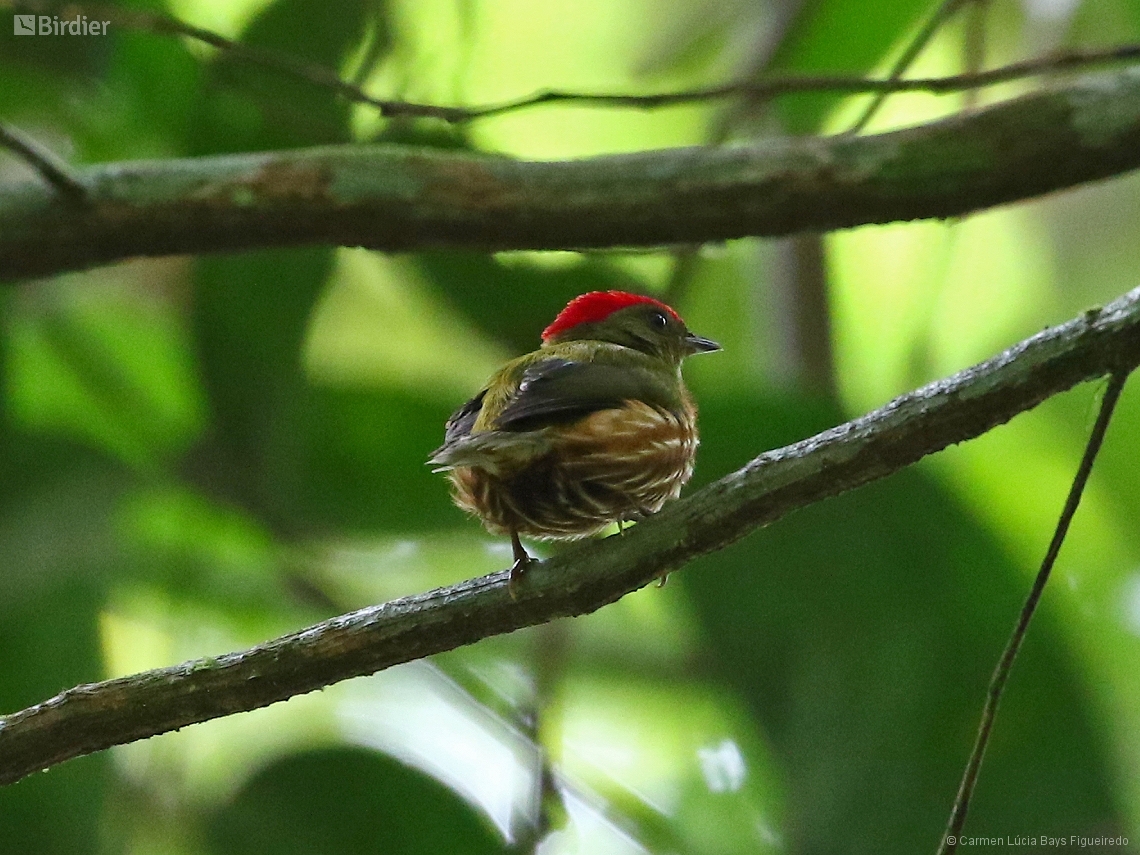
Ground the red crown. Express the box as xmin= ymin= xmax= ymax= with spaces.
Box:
xmin=541 ymin=291 xmax=681 ymax=342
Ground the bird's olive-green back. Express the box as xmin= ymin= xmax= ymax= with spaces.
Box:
xmin=472 ymin=341 xmax=688 ymax=433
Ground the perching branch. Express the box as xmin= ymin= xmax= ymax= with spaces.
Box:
xmin=3 ymin=286 xmax=1140 ymax=787
xmin=2 ymin=66 xmax=1140 ymax=282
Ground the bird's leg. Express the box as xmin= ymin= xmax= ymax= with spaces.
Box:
xmin=508 ymin=530 xmax=533 ymax=599
xmin=617 ymin=505 xmax=652 ymax=534
xmin=624 ymin=506 xmax=655 ymax=525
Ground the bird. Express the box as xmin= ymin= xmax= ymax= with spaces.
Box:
xmin=428 ymin=290 xmax=720 ymax=593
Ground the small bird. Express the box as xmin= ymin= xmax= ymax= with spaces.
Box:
xmin=429 ymin=290 xmax=720 ymax=591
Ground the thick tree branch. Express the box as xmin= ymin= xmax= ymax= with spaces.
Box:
xmin=3 ymin=287 xmax=1140 ymax=787
xmin=2 ymin=67 xmax=1140 ymax=281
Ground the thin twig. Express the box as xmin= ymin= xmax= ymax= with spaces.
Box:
xmin=847 ymin=0 xmax=973 ymax=134
xmin=937 ymin=370 xmax=1130 ymax=855
xmin=0 ymin=124 xmax=86 ymax=202
xmin=961 ymin=0 xmax=991 ymax=113
xmin=338 ymin=45 xmax=1140 ymax=121
xmin=108 ymin=4 xmax=474 ymax=122
xmin=5 ymin=0 xmax=1139 ymax=124
xmin=2 ymin=0 xmax=467 ymax=121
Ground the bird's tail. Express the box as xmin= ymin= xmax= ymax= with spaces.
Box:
xmin=427 ymin=431 xmax=551 ymax=476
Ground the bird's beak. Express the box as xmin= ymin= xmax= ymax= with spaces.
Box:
xmin=684 ymin=333 xmax=721 ymax=355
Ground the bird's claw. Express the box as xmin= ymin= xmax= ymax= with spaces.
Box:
xmin=622 ymin=507 xmax=655 ymax=525
xmin=508 ymin=554 xmax=533 ymax=601
xmin=508 ymin=531 xmax=533 ymax=600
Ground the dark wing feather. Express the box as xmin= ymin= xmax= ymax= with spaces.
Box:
xmin=442 ymin=388 xmax=487 ymax=446
xmin=495 ymin=359 xmax=662 ymax=430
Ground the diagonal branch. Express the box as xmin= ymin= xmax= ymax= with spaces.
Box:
xmin=3 ymin=67 xmax=1140 ymax=282
xmin=3 ymin=286 xmax=1140 ymax=787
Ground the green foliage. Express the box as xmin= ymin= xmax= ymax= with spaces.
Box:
xmin=3 ymin=1 xmax=1140 ymax=854
xmin=205 ymin=748 xmax=506 ymax=855
xmin=768 ymin=0 xmax=941 ymax=132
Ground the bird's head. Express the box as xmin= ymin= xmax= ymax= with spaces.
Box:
xmin=541 ymin=291 xmax=720 ymax=364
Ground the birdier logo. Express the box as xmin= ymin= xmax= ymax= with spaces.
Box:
xmin=13 ymin=14 xmax=110 ymax=35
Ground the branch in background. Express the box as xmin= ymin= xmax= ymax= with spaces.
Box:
xmin=0 ymin=123 xmax=86 ymax=202
xmin=846 ymin=0 xmax=973 ymax=134
xmin=6 ymin=0 xmax=481 ymax=120
xmin=939 ymin=371 xmax=1129 ymax=855
xmin=6 ymin=0 xmax=1138 ymax=123
xmin=349 ymin=44 xmax=1140 ymax=121
xmin=961 ymin=0 xmax=991 ymax=114
xmin=2 ymin=286 xmax=1140 ymax=787
xmin=2 ymin=66 xmax=1140 ymax=281
xmin=774 ymin=233 xmax=836 ymax=396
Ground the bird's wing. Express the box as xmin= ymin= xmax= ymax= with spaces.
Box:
xmin=429 ymin=384 xmax=549 ymax=474
xmin=494 ymin=358 xmax=662 ymax=430
xmin=442 ymin=388 xmax=487 ymax=446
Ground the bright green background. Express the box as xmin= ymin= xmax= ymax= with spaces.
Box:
xmin=2 ymin=1 xmax=1140 ymax=853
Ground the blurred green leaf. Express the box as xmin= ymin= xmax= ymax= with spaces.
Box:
xmin=190 ymin=0 xmax=382 ymax=154
xmin=86 ymin=28 xmax=203 ymax=160
xmin=190 ymin=248 xmax=332 ymax=529
xmin=1072 ymin=0 xmax=1140 ymax=45
xmin=293 ymin=387 xmax=457 ymax=533
xmin=113 ymin=483 xmax=295 ymax=622
xmin=205 ymin=747 xmax=507 ymax=855
xmin=7 ymin=288 xmax=206 ymax=469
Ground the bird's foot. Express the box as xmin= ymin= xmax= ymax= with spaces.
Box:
xmin=625 ymin=506 xmax=656 ymax=524
xmin=616 ymin=506 xmax=654 ymax=535
xmin=508 ymin=531 xmax=533 ymax=601
xmin=508 ymin=555 xmax=533 ymax=600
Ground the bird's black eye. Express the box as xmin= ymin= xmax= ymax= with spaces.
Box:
xmin=651 ymin=311 xmax=668 ymax=329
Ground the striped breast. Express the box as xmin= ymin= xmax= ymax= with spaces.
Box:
xmin=448 ymin=397 xmax=699 ymax=540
